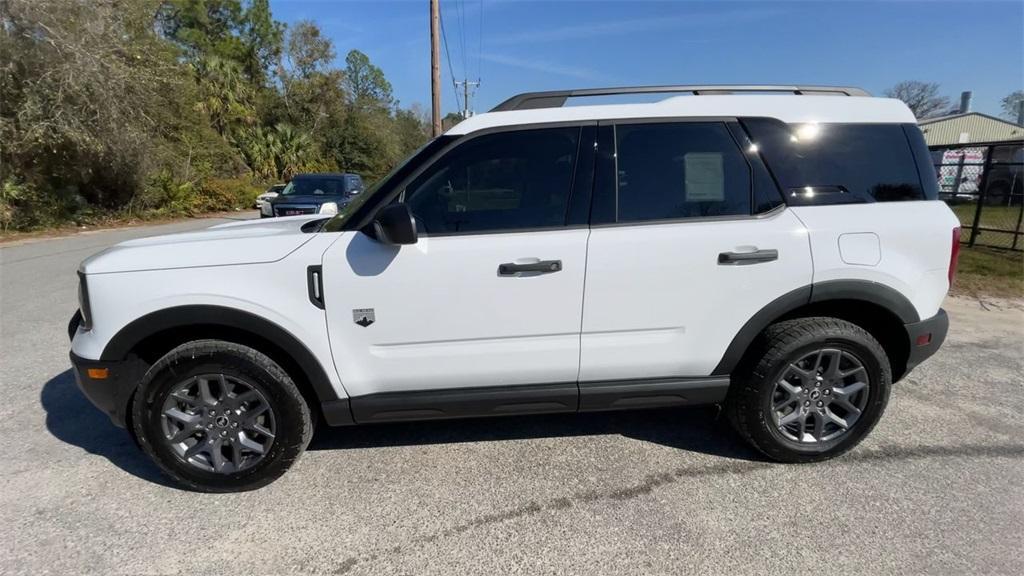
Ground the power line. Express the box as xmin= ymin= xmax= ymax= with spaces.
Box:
xmin=457 ymin=0 xmax=468 ymax=80
xmin=477 ymin=0 xmax=483 ymax=81
xmin=438 ymin=5 xmax=462 ymax=113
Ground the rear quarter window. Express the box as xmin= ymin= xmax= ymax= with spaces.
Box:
xmin=741 ymin=119 xmax=929 ymax=204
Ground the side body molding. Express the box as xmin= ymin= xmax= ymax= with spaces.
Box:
xmin=712 ymin=280 xmax=919 ymax=376
xmin=101 ymin=305 xmax=353 ymax=425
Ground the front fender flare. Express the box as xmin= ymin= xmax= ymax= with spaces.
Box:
xmin=101 ymin=305 xmax=349 ymax=423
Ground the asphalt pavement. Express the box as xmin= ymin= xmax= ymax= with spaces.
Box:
xmin=1 ymin=215 xmax=1022 ymax=575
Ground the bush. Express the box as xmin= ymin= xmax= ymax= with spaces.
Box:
xmin=194 ymin=177 xmax=263 ymax=213
xmin=0 ymin=178 xmax=89 ymax=231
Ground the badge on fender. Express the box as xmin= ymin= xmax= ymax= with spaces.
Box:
xmin=353 ymin=308 xmax=375 ymax=327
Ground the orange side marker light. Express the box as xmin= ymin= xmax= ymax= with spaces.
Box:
xmin=87 ymin=368 xmax=109 ymax=379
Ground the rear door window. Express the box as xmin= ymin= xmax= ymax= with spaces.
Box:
xmin=614 ymin=122 xmax=751 ymax=221
xmin=741 ymin=119 xmax=926 ymax=203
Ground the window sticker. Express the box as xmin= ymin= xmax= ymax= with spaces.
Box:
xmin=684 ymin=153 xmax=724 ymax=201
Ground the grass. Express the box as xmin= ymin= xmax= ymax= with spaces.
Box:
xmin=951 ymin=246 xmax=1023 ymax=299
xmin=950 ymin=204 xmax=1024 ymax=246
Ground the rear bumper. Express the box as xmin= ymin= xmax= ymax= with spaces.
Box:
xmin=69 ymin=351 xmax=145 ymax=428
xmin=903 ymin=308 xmax=949 ymax=376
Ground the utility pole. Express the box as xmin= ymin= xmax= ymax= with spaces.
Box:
xmin=429 ymin=0 xmax=442 ymax=137
xmin=455 ymin=79 xmax=480 ymax=118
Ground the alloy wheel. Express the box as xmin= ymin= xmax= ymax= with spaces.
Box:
xmin=160 ymin=374 xmax=277 ymax=474
xmin=771 ymin=348 xmax=870 ymax=444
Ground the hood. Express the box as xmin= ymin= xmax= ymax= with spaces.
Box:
xmin=81 ymin=215 xmax=327 ymax=274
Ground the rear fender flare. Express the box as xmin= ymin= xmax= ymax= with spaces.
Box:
xmin=712 ymin=280 xmax=918 ymax=376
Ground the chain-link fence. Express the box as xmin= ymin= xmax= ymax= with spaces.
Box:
xmin=931 ymin=140 xmax=1024 ymax=250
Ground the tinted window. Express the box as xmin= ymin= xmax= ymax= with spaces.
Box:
xmin=404 ymin=127 xmax=579 ymax=234
xmin=344 ymin=174 xmax=364 ymax=192
xmin=282 ymin=177 xmax=345 ymax=196
xmin=903 ymin=124 xmax=939 ymax=201
xmin=742 ymin=119 xmax=925 ymax=203
xmin=325 ymin=136 xmax=458 ymax=232
xmin=615 ymin=122 xmax=751 ymax=222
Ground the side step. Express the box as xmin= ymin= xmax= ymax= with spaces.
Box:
xmin=347 ymin=378 xmax=730 ymax=424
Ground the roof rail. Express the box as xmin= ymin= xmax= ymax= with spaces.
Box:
xmin=490 ymin=85 xmax=871 ymax=112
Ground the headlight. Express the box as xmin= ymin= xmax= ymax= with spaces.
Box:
xmin=319 ymin=202 xmax=338 ymax=215
xmin=260 ymin=202 xmax=273 ymax=216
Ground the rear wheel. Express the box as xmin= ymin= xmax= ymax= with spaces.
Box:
xmin=726 ymin=317 xmax=891 ymax=462
xmin=132 ymin=340 xmax=313 ymax=492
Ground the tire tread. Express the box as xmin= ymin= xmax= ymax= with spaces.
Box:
xmin=726 ymin=317 xmax=891 ymax=463
xmin=131 ymin=339 xmax=313 ymax=492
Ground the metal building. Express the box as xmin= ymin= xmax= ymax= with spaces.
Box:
xmin=919 ymin=112 xmax=1024 ymax=146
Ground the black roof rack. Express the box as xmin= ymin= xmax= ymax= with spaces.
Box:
xmin=490 ymin=85 xmax=871 ymax=112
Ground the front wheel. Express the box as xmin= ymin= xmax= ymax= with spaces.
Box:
xmin=726 ymin=317 xmax=892 ymax=463
xmin=131 ymin=340 xmax=313 ymax=492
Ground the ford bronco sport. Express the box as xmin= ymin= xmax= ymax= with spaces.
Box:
xmin=69 ymin=85 xmax=958 ymax=492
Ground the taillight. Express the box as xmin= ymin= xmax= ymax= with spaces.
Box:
xmin=948 ymin=227 xmax=961 ymax=287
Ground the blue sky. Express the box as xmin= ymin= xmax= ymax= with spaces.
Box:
xmin=269 ymin=0 xmax=1024 ymax=117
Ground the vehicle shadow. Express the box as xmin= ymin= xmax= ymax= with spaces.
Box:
xmin=41 ymin=367 xmax=763 ymax=488
xmin=40 ymin=369 xmax=173 ymax=487
xmin=310 ymin=404 xmax=765 ymax=462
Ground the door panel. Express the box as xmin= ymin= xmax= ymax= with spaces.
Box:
xmin=579 ymin=119 xmax=812 ymax=382
xmin=322 ymin=228 xmax=589 ymax=397
xmin=322 ymin=125 xmax=593 ymax=399
xmin=580 ymin=209 xmax=812 ymax=380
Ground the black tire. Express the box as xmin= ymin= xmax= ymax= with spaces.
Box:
xmin=726 ymin=317 xmax=891 ymax=463
xmin=131 ymin=340 xmax=313 ymax=492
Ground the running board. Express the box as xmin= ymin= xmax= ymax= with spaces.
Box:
xmin=347 ymin=377 xmax=730 ymax=424
xmin=579 ymin=377 xmax=730 ymax=412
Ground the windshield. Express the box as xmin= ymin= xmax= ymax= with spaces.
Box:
xmin=281 ymin=177 xmax=346 ymax=196
xmin=322 ymin=136 xmax=457 ymax=232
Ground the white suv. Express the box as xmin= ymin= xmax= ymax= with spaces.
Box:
xmin=69 ymin=85 xmax=959 ymax=492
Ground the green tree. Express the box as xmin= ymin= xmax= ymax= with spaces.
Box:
xmin=157 ymin=0 xmax=248 ymax=66
xmin=279 ymin=20 xmax=345 ymax=136
xmin=442 ymin=111 xmax=465 ymax=131
xmin=1 ymin=0 xmax=190 ymax=210
xmin=344 ymin=49 xmax=393 ymax=108
xmin=286 ymin=20 xmax=334 ymax=78
xmin=395 ymin=105 xmax=432 ymax=156
xmin=194 ymin=55 xmax=257 ymax=135
xmin=0 ymin=0 xmax=439 ymax=230
xmin=239 ymin=0 xmax=284 ymax=86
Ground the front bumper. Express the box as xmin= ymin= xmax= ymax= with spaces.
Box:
xmin=69 ymin=312 xmax=145 ymax=428
xmin=903 ymin=308 xmax=949 ymax=376
xmin=69 ymin=351 xmax=145 ymax=428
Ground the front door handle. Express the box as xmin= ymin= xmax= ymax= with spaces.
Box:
xmin=718 ymin=249 xmax=778 ymax=265
xmin=498 ymin=260 xmax=562 ymax=276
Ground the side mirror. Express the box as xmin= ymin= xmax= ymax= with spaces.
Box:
xmin=369 ymin=203 xmax=418 ymax=245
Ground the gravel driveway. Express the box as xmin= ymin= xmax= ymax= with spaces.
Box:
xmin=1 ymin=217 xmax=1021 ymax=575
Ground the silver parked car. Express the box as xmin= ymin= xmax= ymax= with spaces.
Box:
xmin=254 ymin=184 xmax=286 ymax=210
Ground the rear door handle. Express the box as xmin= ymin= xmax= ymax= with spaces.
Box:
xmin=498 ymin=260 xmax=562 ymax=276
xmin=718 ymin=249 xmax=778 ymax=265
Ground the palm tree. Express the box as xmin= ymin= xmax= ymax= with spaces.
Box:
xmin=273 ymin=124 xmax=314 ymax=180
xmin=232 ymin=124 xmax=315 ymax=180
xmin=193 ymin=56 xmax=257 ymax=136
